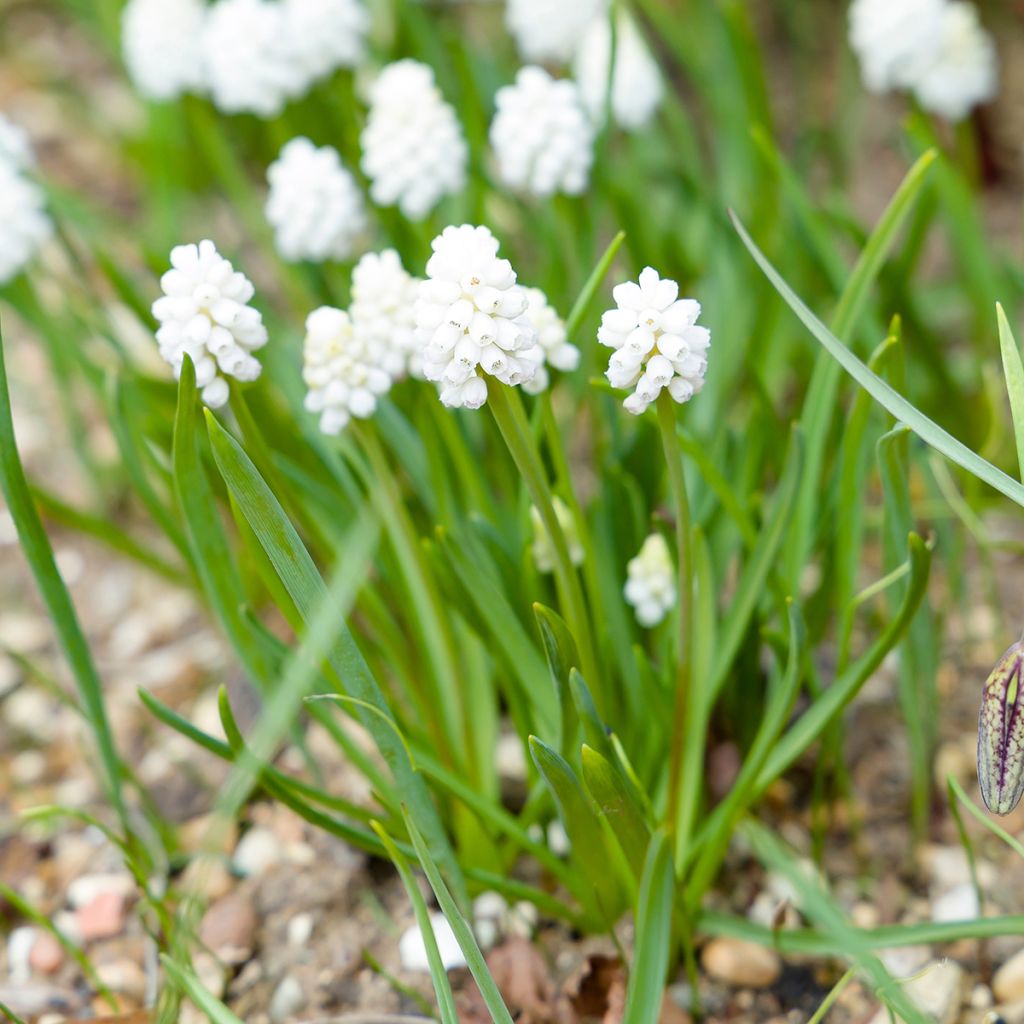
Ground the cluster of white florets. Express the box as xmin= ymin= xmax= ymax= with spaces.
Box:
xmin=530 ymin=499 xmax=584 ymax=575
xmin=151 ymin=240 xmax=267 ymax=408
xmin=0 ymin=114 xmax=52 ymax=286
xmin=505 ymin=0 xmax=608 ymax=64
xmin=520 ymin=288 xmax=579 ymax=396
xmin=848 ymin=0 xmax=997 ymax=120
xmin=599 ymin=267 xmax=710 ymax=415
xmin=490 ymin=67 xmax=594 ymax=198
xmin=414 ymin=225 xmax=542 ymax=409
xmin=624 ymin=533 xmax=675 ymax=628
xmin=265 ymin=138 xmax=366 ymax=262
xmin=350 ymin=249 xmax=423 ymax=381
xmin=361 ymin=61 xmax=468 ymax=221
xmin=120 ymin=0 xmax=368 ymax=111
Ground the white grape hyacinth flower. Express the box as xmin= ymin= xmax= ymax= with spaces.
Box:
xmin=350 ymin=249 xmax=422 ymax=380
xmin=415 ymin=224 xmax=542 ymax=409
xmin=911 ymin=2 xmax=997 ymax=121
xmin=505 ymin=0 xmax=608 ymax=64
xmin=360 ymin=60 xmax=468 ymax=221
xmin=490 ymin=66 xmax=594 ymax=198
xmin=121 ymin=0 xmax=208 ymax=102
xmin=530 ymin=498 xmax=584 ymax=575
xmin=280 ymin=0 xmax=369 ymax=85
xmin=847 ymin=0 xmax=947 ymax=93
xmin=520 ymin=286 xmax=579 ymax=395
xmin=0 ymin=163 xmax=53 ymax=286
xmin=0 ymin=114 xmax=34 ymax=170
xmin=624 ymin=533 xmax=675 ymax=628
xmin=265 ymin=138 xmax=367 ymax=262
xmin=201 ymin=0 xmax=304 ymax=117
xmin=152 ymin=239 xmax=267 ymax=409
xmin=599 ymin=267 xmax=710 ymax=415
xmin=574 ymin=13 xmax=663 ymax=131
xmin=302 ymin=306 xmax=391 ymax=435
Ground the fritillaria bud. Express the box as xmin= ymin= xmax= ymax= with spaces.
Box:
xmin=977 ymin=641 xmax=1024 ymax=815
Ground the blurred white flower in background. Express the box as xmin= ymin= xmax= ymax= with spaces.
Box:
xmin=848 ymin=0 xmax=997 ymax=120
xmin=599 ymin=267 xmax=710 ymax=415
xmin=152 ymin=240 xmax=267 ymax=408
xmin=574 ymin=13 xmax=663 ymax=131
xmin=280 ymin=0 xmax=369 ymax=83
xmin=505 ymin=0 xmax=608 ymax=64
xmin=415 ymin=224 xmax=541 ymax=409
xmin=624 ymin=533 xmax=675 ymax=628
xmin=302 ymin=306 xmax=392 ymax=434
xmin=397 ymin=912 xmax=466 ymax=973
xmin=530 ymin=498 xmax=583 ymax=574
xmin=0 ymin=163 xmax=53 ymax=286
xmin=520 ymin=286 xmax=579 ymax=395
xmin=360 ymin=60 xmax=468 ymax=221
xmin=490 ymin=66 xmax=594 ymax=198
xmin=201 ymin=0 xmax=304 ymax=117
xmin=911 ymin=1 xmax=998 ymax=121
xmin=0 ymin=114 xmax=35 ymax=170
xmin=121 ymin=0 xmax=208 ymax=102
xmin=265 ymin=138 xmax=367 ymax=262
xmin=350 ymin=249 xmax=423 ymax=380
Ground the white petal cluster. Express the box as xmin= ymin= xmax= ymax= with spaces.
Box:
xmin=530 ymin=499 xmax=584 ymax=575
xmin=624 ymin=534 xmax=675 ymax=628
xmin=0 ymin=114 xmax=34 ymax=170
xmin=302 ymin=306 xmax=391 ymax=434
xmin=473 ymin=892 xmax=538 ymax=951
xmin=911 ymin=2 xmax=998 ymax=121
xmin=201 ymin=0 xmax=305 ymax=117
xmin=574 ymin=14 xmax=663 ymax=131
xmin=280 ymin=0 xmax=369 ymax=81
xmin=415 ymin=225 xmax=541 ymax=410
xmin=0 ymin=121 xmax=52 ymax=286
xmin=121 ymin=0 xmax=207 ymax=102
xmin=490 ymin=67 xmax=594 ymax=198
xmin=361 ymin=61 xmax=468 ymax=221
xmin=350 ymin=249 xmax=422 ymax=380
xmin=848 ymin=0 xmax=997 ymax=119
xmin=520 ymin=287 xmax=578 ymax=396
xmin=152 ymin=240 xmax=267 ymax=408
xmin=265 ymin=138 xmax=366 ymax=262
xmin=599 ymin=267 xmax=709 ymax=415
xmin=505 ymin=0 xmax=608 ymax=64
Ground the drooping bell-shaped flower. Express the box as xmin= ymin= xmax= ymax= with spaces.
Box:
xmin=977 ymin=640 xmax=1024 ymax=815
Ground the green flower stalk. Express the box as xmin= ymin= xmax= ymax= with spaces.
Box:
xmin=978 ymin=640 xmax=1024 ymax=815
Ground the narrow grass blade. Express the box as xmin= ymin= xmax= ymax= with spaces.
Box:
xmin=997 ymin=303 xmax=1024 ymax=482
xmin=948 ymin=775 xmax=1024 ymax=860
xmin=565 ymin=230 xmax=626 ymax=338
xmin=161 ymin=955 xmax=246 ymax=1024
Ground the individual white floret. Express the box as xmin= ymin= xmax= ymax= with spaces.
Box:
xmin=360 ymin=60 xmax=468 ymax=221
xmin=911 ymin=2 xmax=998 ymax=121
xmin=350 ymin=249 xmax=422 ymax=380
xmin=505 ymin=0 xmax=608 ymax=64
xmin=302 ymin=306 xmax=391 ymax=434
xmin=520 ymin=287 xmax=579 ymax=395
xmin=624 ymin=533 xmax=675 ymax=628
xmin=151 ymin=239 xmax=267 ymax=408
xmin=490 ymin=66 xmax=594 ymax=198
xmin=121 ymin=0 xmax=208 ymax=101
xmin=598 ymin=267 xmax=709 ymax=415
xmin=574 ymin=13 xmax=663 ymax=131
xmin=0 ymin=164 xmax=53 ymax=286
xmin=530 ymin=498 xmax=584 ymax=574
xmin=0 ymin=114 xmax=34 ymax=170
xmin=414 ymin=224 xmax=541 ymax=409
xmin=280 ymin=0 xmax=369 ymax=83
xmin=201 ymin=0 xmax=305 ymax=117
xmin=265 ymin=138 xmax=367 ymax=262
xmin=847 ymin=0 xmax=947 ymax=93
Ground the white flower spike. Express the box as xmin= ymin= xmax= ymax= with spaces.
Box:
xmin=599 ymin=267 xmax=709 ymax=415
xmin=520 ymin=287 xmax=579 ymax=396
xmin=490 ymin=66 xmax=594 ymax=198
xmin=0 ymin=163 xmax=53 ymax=286
xmin=530 ymin=499 xmax=583 ymax=575
xmin=121 ymin=0 xmax=208 ymax=102
xmin=847 ymin=0 xmax=947 ymax=94
xmin=415 ymin=224 xmax=542 ymax=409
xmin=152 ymin=239 xmax=268 ymax=409
xmin=361 ymin=60 xmax=468 ymax=221
xmin=505 ymin=0 xmax=608 ymax=64
xmin=265 ymin=138 xmax=367 ymax=262
xmin=350 ymin=249 xmax=423 ymax=381
xmin=624 ymin=533 xmax=675 ymax=628
xmin=302 ymin=306 xmax=391 ymax=435
xmin=280 ymin=0 xmax=369 ymax=84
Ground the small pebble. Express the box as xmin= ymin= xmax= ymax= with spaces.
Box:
xmin=269 ymin=975 xmax=305 ymax=1023
xmin=75 ymin=891 xmax=127 ymax=942
xmin=233 ymin=827 xmax=284 ymax=877
xmin=67 ymin=873 xmax=135 ymax=910
xmin=199 ymin=892 xmax=257 ymax=966
xmin=399 ymin=913 xmax=466 ymax=972
xmin=932 ymin=883 xmax=980 ymax=923
xmin=7 ymin=927 xmax=36 ymax=984
xmin=287 ymin=913 xmax=314 ymax=947
xmin=700 ymin=937 xmax=781 ymax=988
xmin=96 ymin=959 xmax=146 ymax=1001
xmin=28 ymin=933 xmax=63 ymax=975
xmin=905 ymin=960 xmax=963 ymax=1024
xmin=995 ymin=949 xmax=1024 ymax=1004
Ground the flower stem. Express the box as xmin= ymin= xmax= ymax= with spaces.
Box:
xmin=657 ymin=391 xmax=692 ymax=847
xmin=488 ymin=383 xmax=603 ymax=708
